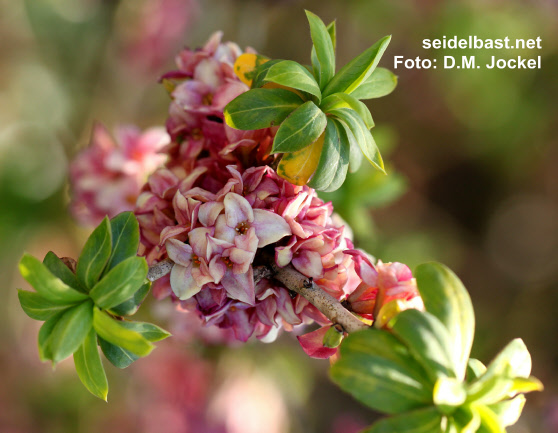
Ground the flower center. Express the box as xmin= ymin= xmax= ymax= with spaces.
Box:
xmin=192 ymin=254 xmax=201 ymax=266
xmin=235 ymin=221 xmax=250 ymax=235
xmin=202 ymin=93 xmax=213 ymax=106
xmin=222 ymin=257 xmax=234 ymax=269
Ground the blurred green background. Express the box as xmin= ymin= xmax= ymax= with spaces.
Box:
xmin=1 ymin=0 xmax=557 ymax=432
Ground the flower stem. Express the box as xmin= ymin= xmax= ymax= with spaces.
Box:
xmin=147 ymin=259 xmax=369 ymax=333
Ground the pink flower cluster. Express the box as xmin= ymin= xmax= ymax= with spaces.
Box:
xmin=69 ymin=32 xmax=422 ymax=355
xmin=70 ymin=123 xmax=169 ymax=225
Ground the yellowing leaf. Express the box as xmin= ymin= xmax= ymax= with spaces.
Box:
xmin=234 ymin=53 xmax=269 ymax=87
xmin=277 ymin=133 xmax=324 ymax=185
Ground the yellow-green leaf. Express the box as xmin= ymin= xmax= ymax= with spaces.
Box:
xmin=74 ymin=328 xmax=109 ymax=401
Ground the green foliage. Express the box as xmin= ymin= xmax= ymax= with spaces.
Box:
xmin=223 ymin=10 xmax=397 ymax=190
xmin=16 ymin=212 xmax=170 ymax=400
xmin=330 ymin=262 xmax=542 ymax=432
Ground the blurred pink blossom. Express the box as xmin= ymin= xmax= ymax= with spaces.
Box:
xmin=70 ymin=123 xmax=169 ymax=225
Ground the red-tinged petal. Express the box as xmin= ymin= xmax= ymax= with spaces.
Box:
xmin=165 ymin=239 xmax=193 ymax=267
xmin=206 ymin=235 xmax=234 ymax=258
xmin=275 ymin=289 xmax=302 ymax=326
xmin=160 ymin=225 xmax=189 ymax=245
xmin=178 ymin=166 xmax=208 ymax=193
xmin=188 ymin=227 xmax=213 ymax=258
xmin=234 ymin=227 xmax=258 ymax=252
xmin=214 ymin=214 xmax=236 ymax=243
xmin=221 ymin=267 xmax=255 ymax=306
xmin=170 ymin=264 xmax=203 ymax=300
xmin=192 ymin=260 xmax=214 ymax=287
xmin=292 ymin=250 xmax=324 ymax=279
xmin=148 ymin=168 xmax=179 ymax=197
xmin=297 ymin=326 xmax=338 ymax=359
xmin=228 ymin=308 xmax=255 ymax=342
xmin=224 ymin=192 xmax=254 ymax=227
xmin=208 ymin=256 xmax=227 ymax=284
xmin=256 ymin=297 xmax=278 ymax=327
xmin=198 ymin=201 xmax=224 ymax=227
xmin=275 ymin=236 xmax=296 ymax=267
xmin=227 ymin=247 xmax=255 ymax=274
xmin=252 ymin=209 xmax=292 ymax=248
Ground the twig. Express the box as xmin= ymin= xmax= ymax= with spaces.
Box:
xmin=147 ymin=259 xmax=369 ymax=333
xmin=269 ymin=263 xmax=369 ymax=333
xmin=146 ymin=258 xmax=174 ymax=282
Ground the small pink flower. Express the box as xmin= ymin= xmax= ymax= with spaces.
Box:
xmin=70 ymin=123 xmax=168 ymax=225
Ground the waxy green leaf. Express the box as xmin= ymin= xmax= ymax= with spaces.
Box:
xmin=93 ymin=307 xmax=154 ymax=357
xmin=308 ymin=119 xmax=349 ymax=192
xmin=77 ymin=216 xmax=112 ymax=290
xmin=119 ymin=320 xmax=171 ymax=342
xmin=251 ymin=59 xmax=282 ymax=89
xmin=323 ymin=35 xmax=391 ymax=97
xmin=99 ymin=337 xmax=139 ymax=369
xmin=451 ymin=405 xmax=481 ymax=432
xmin=340 ymin=328 xmax=433 ymax=388
xmin=74 ymin=328 xmax=108 ymax=401
xmin=433 ymin=377 xmax=467 ymax=413
xmin=362 ymin=407 xmax=443 ymax=433
xmin=306 ymin=10 xmax=335 ymax=89
xmin=467 ymin=359 xmax=487 ymax=383
xmin=89 ymin=256 xmax=148 ymax=310
xmin=38 ymin=312 xmax=64 ymax=362
xmin=43 ymin=251 xmax=84 ymax=293
xmin=351 ymin=67 xmax=398 ymax=100
xmin=19 ymin=254 xmax=89 ymax=304
xmin=49 ymin=300 xmax=94 ymax=364
xmin=334 ymin=118 xmax=362 ymax=173
xmin=476 ymin=405 xmax=506 ymax=433
xmin=272 ymin=100 xmax=327 ymax=153
xmin=321 ymin=93 xmax=374 ymax=129
xmin=105 ymin=211 xmax=140 ymax=273
xmin=391 ymin=309 xmax=458 ymax=381
xmin=488 ymin=395 xmax=525 ymax=428
xmin=109 ymin=282 xmax=150 ymax=317
xmin=224 ymin=88 xmax=303 ymax=130
xmin=18 ymin=289 xmax=73 ymax=321
xmin=328 ymin=107 xmax=384 ymax=172
xmin=264 ymin=60 xmax=321 ymax=101
xmin=415 ymin=262 xmax=475 ymax=381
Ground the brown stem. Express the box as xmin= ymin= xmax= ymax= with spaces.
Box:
xmin=147 ymin=259 xmax=369 ymax=333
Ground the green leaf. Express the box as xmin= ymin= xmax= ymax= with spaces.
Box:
xmin=391 ymin=309 xmax=458 ymax=381
xmin=330 ymin=352 xmax=432 ymax=414
xmin=105 ymin=211 xmax=140 ymax=273
xmin=321 ymin=92 xmax=374 ymax=129
xmin=484 ymin=338 xmax=532 ymax=379
xmin=451 ymin=405 xmax=481 ymax=433
xmin=89 ymin=256 xmax=148 ymax=310
xmin=326 ymin=20 xmax=336 ymax=52
xmin=476 ymin=405 xmax=506 ymax=433
xmin=306 ymin=10 xmax=335 ymax=89
xmin=351 ymin=67 xmax=398 ymax=100
xmin=362 ymin=407 xmax=444 ymax=433
xmin=77 ymin=216 xmax=112 ymax=290
xmin=323 ymin=35 xmax=391 ymax=97
xmin=433 ymin=377 xmax=467 ymax=413
xmin=251 ymin=59 xmax=283 ymax=89
xmin=38 ymin=312 xmax=64 ymax=362
xmin=109 ymin=282 xmax=150 ymax=316
xmin=328 ymin=108 xmax=384 ymax=172
xmin=74 ymin=328 xmax=108 ymax=401
xmin=272 ymin=101 xmax=327 ymax=153
xmin=224 ymin=88 xmax=303 ymax=130
xmin=340 ymin=328 xmax=433 ymax=387
xmin=18 ymin=289 xmax=73 ymax=321
xmin=264 ymin=60 xmax=321 ymax=101
xmin=93 ymin=307 xmax=154 ymax=357
xmin=415 ymin=262 xmax=475 ymax=381
xmin=43 ymin=251 xmax=84 ymax=293
xmin=119 ymin=320 xmax=171 ymax=342
xmin=467 ymin=359 xmax=487 ymax=383
xmin=488 ymin=395 xmax=525 ymax=427
xmin=19 ymin=253 xmax=89 ymax=304
xmin=307 ymin=118 xmax=341 ymax=190
xmin=98 ymin=337 xmax=139 ymax=369
xmin=49 ymin=300 xmax=94 ymax=364
xmin=334 ymin=118 xmax=362 ymax=173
